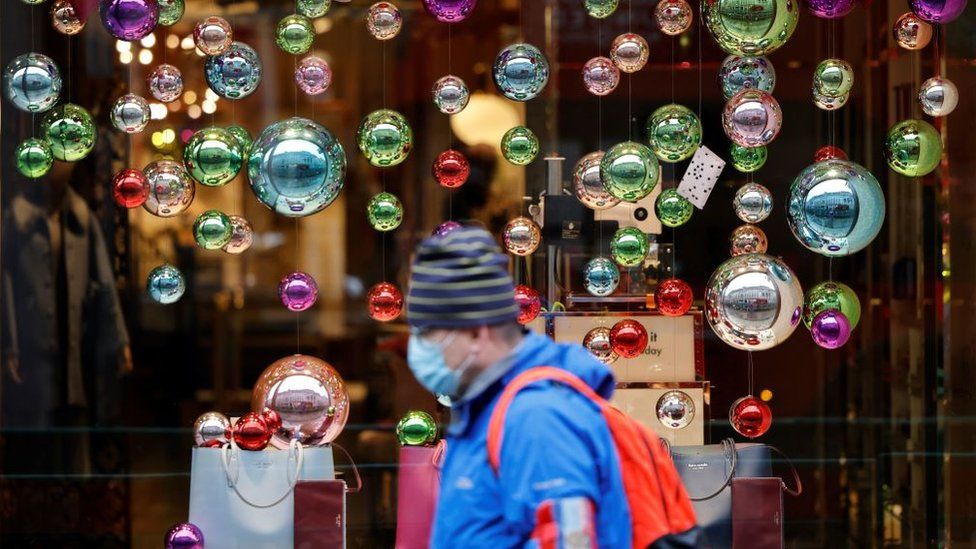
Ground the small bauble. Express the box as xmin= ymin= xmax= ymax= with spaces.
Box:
xmin=205 ymin=42 xmax=262 ymax=100
xmin=811 ymin=310 xmax=851 ymax=349
xmin=813 ymin=58 xmax=854 ymax=99
xmin=656 ymin=278 xmax=693 ymax=317
xmin=233 ymin=412 xmax=272 ymax=451
xmin=164 ymin=522 xmax=204 ymax=549
xmin=583 ymin=326 xmax=618 ymax=365
xmin=501 ymin=126 xmax=540 ymax=165
xmin=919 ymin=76 xmax=959 ymax=117
xmin=143 ymin=159 xmax=195 ymax=217
xmin=298 ymin=0 xmax=331 ymax=18
xmin=909 ymin=0 xmax=968 ymax=24
xmin=601 ymin=141 xmax=659 ymax=202
xmin=610 ymin=226 xmax=649 ymax=268
xmin=718 ymin=55 xmax=776 ymax=101
xmin=655 ymin=0 xmax=693 ymax=36
xmin=194 ymin=16 xmax=233 ymax=56
xmin=148 ymin=64 xmax=184 ymax=103
xmin=99 ymin=0 xmax=159 ymax=41
xmin=112 ymin=169 xmax=150 ymax=208
xmin=222 ymin=215 xmax=254 ymax=255
xmin=52 ymin=0 xmax=86 ymax=35
xmin=514 ymin=285 xmax=542 ymax=325
xmin=492 ymin=43 xmax=550 ymax=102
xmin=42 ymin=103 xmax=96 ymax=162
xmin=147 ymin=264 xmax=186 ymax=305
xmin=296 ymin=56 xmax=332 ymax=95
xmin=729 ymin=396 xmax=772 ymax=438
xmin=584 ymin=0 xmax=618 ymax=18
xmin=656 ymin=188 xmax=694 ymax=228
xmin=367 ymin=192 xmax=404 ymax=232
xmin=503 ymin=216 xmax=541 ymax=256
xmin=733 ymin=183 xmax=773 ymax=224
xmin=805 ymin=0 xmax=856 ymax=19
xmin=396 ymin=411 xmax=438 ymax=446
xmin=184 ymin=127 xmax=243 ymax=187
xmin=366 ymin=2 xmax=402 ymax=40
xmin=279 ymin=271 xmax=318 ymax=312
xmin=610 ymin=319 xmax=648 ymax=359
xmin=610 ymin=33 xmax=649 ymax=73
xmin=574 ymin=151 xmax=619 ymax=210
xmin=656 ymin=390 xmax=695 ymax=429
xmin=433 ymin=149 xmax=470 ymax=188
xmin=803 ymin=281 xmax=860 ymax=329
xmin=646 ymin=104 xmax=702 ymax=163
xmin=422 ymin=0 xmax=477 ymax=23
xmin=358 ymin=109 xmax=413 ymax=167
xmin=730 ymin=224 xmax=768 ymax=256
xmin=432 ymin=75 xmax=470 ymax=114
xmin=723 ymin=89 xmax=783 ymax=148
xmin=276 ymin=14 xmax=315 ymax=55
xmin=730 ymin=144 xmax=767 ymax=173
xmin=157 ymin=0 xmax=184 ymax=26
xmin=3 ymin=53 xmax=61 ymax=113
xmin=262 ymin=409 xmax=283 ymax=433
xmin=111 ymin=94 xmax=151 ymax=133
xmin=582 ymin=56 xmax=620 ymax=96
xmin=367 ymin=281 xmax=404 ymax=322
xmin=432 ymin=220 xmax=462 ymax=237
xmin=15 ymin=138 xmax=54 ymax=179
xmin=893 ymin=12 xmax=932 ymax=50
xmin=885 ymin=119 xmax=941 ymax=177
xmin=193 ymin=411 xmax=231 ymax=447
xmin=583 ymin=257 xmax=619 ymax=297
xmin=814 ymin=145 xmax=847 ymax=162
xmin=193 ymin=210 xmax=234 ymax=250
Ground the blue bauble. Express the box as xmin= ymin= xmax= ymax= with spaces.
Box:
xmin=3 ymin=53 xmax=61 ymax=113
xmin=205 ymin=42 xmax=262 ymax=100
xmin=583 ymin=257 xmax=620 ymax=297
xmin=492 ymin=43 xmax=550 ymax=102
xmin=147 ymin=264 xmax=186 ymax=305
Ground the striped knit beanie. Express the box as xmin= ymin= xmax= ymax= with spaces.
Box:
xmin=406 ymin=226 xmax=519 ymax=329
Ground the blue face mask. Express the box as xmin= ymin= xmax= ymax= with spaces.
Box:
xmin=407 ymin=331 xmax=473 ymax=399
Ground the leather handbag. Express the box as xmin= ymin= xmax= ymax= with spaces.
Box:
xmin=395 ymin=441 xmax=446 ymax=549
xmin=294 ymin=445 xmax=362 ymax=549
xmin=731 ymin=478 xmax=783 ymax=549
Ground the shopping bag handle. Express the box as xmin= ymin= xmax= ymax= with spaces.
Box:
xmin=221 ymin=438 xmax=304 ymax=509
xmin=331 ymin=442 xmax=363 ymax=494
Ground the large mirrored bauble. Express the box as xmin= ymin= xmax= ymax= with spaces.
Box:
xmin=805 ymin=0 xmax=856 ymax=18
xmin=41 ymin=103 xmax=96 ymax=162
xmin=148 ymin=64 xmax=184 ymax=103
xmin=730 ymin=143 xmax=767 ymax=173
xmin=610 ymin=319 xmax=648 ymax=359
xmin=501 ymin=126 xmax=539 ymax=165
xmin=582 ymin=56 xmax=620 ymax=96
xmin=919 ymin=76 xmax=958 ymax=117
xmin=729 ymin=395 xmax=772 ymax=438
xmin=893 ymin=12 xmax=932 ymax=50
xmin=503 ymin=216 xmax=541 ymax=256
xmin=296 ymin=56 xmax=332 ymax=95
xmin=366 ymin=2 xmax=402 ymax=40
xmin=193 ymin=411 xmax=231 ymax=447
xmin=583 ymin=326 xmax=618 ymax=365
xmin=718 ymin=55 xmax=776 ymax=100
xmin=722 ymin=89 xmax=783 ymax=148
xmin=112 ymin=168 xmax=150 ymax=208
xmin=909 ymin=0 xmax=968 ymax=23
xmin=4 ymin=53 xmax=61 ymax=113
xmin=611 ymin=227 xmax=649 ymax=268
xmin=184 ymin=127 xmax=243 ymax=187
xmin=100 ymin=0 xmax=159 ymax=41
xmin=15 ymin=138 xmax=54 ymax=179
xmin=601 ymin=141 xmax=660 ymax=202
xmin=52 ymin=0 xmax=86 ymax=35
xmin=367 ymin=281 xmax=404 ymax=322
xmin=610 ymin=33 xmax=649 ymax=73
xmin=143 ymin=159 xmax=195 ymax=217
xmin=367 ymin=192 xmax=403 ymax=232
xmin=803 ymin=281 xmax=860 ymax=329
xmin=279 ymin=272 xmax=318 ymax=311
xmin=657 ymin=390 xmax=695 ymax=429
xmin=276 ymin=14 xmax=314 ymax=55
xmin=656 ymin=188 xmax=694 ymax=228
xmin=787 ymin=159 xmax=884 ymax=257
xmin=422 ymin=0 xmax=477 ymax=23
xmin=222 ymin=215 xmax=253 ymax=254
xmin=584 ymin=257 xmax=620 ymax=297
xmin=655 ymin=0 xmax=694 ymax=36
xmin=249 ymin=117 xmax=346 ymax=217
xmin=514 ymin=285 xmax=542 ymax=325
xmin=111 ymin=94 xmax=151 ymax=133
xmin=433 ymin=149 xmax=470 ymax=188
xmin=705 ymin=253 xmax=804 ymax=351
xmin=884 ymin=119 xmax=941 ymax=178
xmin=646 ymin=104 xmax=702 ymax=163
xmin=811 ymin=310 xmax=851 ymax=349
xmin=193 ymin=210 xmax=234 ymax=250
xmin=492 ymin=43 xmax=550 ymax=102
xmin=432 ymin=75 xmax=469 ymax=114
xmin=733 ymin=183 xmax=773 ymax=223
xmin=730 ymin=224 xmax=768 ymax=256
xmin=358 ymin=109 xmax=413 ymax=167
xmin=147 ymin=264 xmax=186 ymax=304
xmin=205 ymin=42 xmax=262 ymax=100
xmin=703 ymin=0 xmax=799 ymax=56
xmin=157 ymin=0 xmax=184 ymax=26
xmin=164 ymin=522 xmax=204 ymax=549
xmin=656 ymin=278 xmax=694 ymax=317
xmin=396 ymin=411 xmax=437 ymax=446
xmin=584 ymin=0 xmax=618 ymax=18
xmin=298 ymin=0 xmax=331 ymax=18
xmin=574 ymin=151 xmax=619 ymax=210
xmin=813 ymin=58 xmax=854 ymax=99
xmin=252 ymin=354 xmax=350 ymax=447
xmin=194 ymin=16 xmax=233 ymax=56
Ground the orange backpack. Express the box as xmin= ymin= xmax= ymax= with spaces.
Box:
xmin=487 ymin=367 xmax=698 ymax=549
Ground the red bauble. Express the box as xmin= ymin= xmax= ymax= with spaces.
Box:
xmin=367 ymin=282 xmax=404 ymax=322
xmin=262 ymin=409 xmax=282 ymax=433
xmin=609 ymin=319 xmax=648 ymax=359
xmin=233 ymin=412 xmax=272 ymax=451
xmin=432 ymin=149 xmax=470 ymax=189
xmin=656 ymin=278 xmax=693 ymax=317
xmin=729 ymin=395 xmax=773 ymax=439
xmin=514 ymin=284 xmax=542 ymax=325
xmin=112 ymin=168 xmax=150 ymax=208
xmin=814 ymin=145 xmax=847 ymax=163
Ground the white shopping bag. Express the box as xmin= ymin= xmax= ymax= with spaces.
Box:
xmin=188 ymin=440 xmax=335 ymax=549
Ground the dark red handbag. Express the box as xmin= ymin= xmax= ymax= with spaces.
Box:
xmin=294 ymin=445 xmax=362 ymax=549
xmin=731 ymin=478 xmax=784 ymax=549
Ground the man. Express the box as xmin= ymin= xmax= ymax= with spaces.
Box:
xmin=405 ymin=226 xmax=631 ymax=547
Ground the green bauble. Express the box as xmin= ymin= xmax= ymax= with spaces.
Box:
xmin=15 ymin=138 xmax=54 ymax=178
xmin=730 ymin=144 xmax=767 ymax=173
xmin=193 ymin=210 xmax=234 ymax=250
xmin=656 ymin=188 xmax=694 ymax=227
xmin=276 ymin=14 xmax=315 ymax=55
xmin=600 ymin=141 xmax=659 ymax=202
xmin=501 ymin=126 xmax=540 ymax=166
xmin=610 ymin=226 xmax=649 ymax=267
xmin=646 ymin=104 xmax=702 ymax=163
xmin=226 ymin=124 xmax=252 ymax=154
xmin=41 ymin=103 xmax=96 ymax=162
xmin=367 ymin=191 xmax=403 ymax=232
xmin=184 ymin=127 xmax=243 ymax=187
xmin=298 ymin=0 xmax=331 ymax=18
xmin=584 ymin=0 xmax=618 ymax=18
xmin=702 ymin=0 xmax=799 ymax=56
xmin=813 ymin=59 xmax=854 ymax=99
xmin=157 ymin=0 xmax=185 ymax=26
xmin=396 ymin=410 xmax=438 ymax=446
xmin=803 ymin=281 xmax=861 ymax=330
xmin=357 ymin=109 xmax=413 ymax=167
xmin=884 ymin=119 xmax=942 ymax=177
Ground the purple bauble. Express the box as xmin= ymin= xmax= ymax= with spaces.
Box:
xmin=278 ymin=271 xmax=318 ymax=312
xmin=100 ymin=0 xmax=160 ymax=41
xmin=811 ymin=310 xmax=851 ymax=350
xmin=804 ymin=0 xmax=856 ymax=18
xmin=909 ymin=0 xmax=968 ymax=23
xmin=164 ymin=522 xmax=204 ymax=549
xmin=432 ymin=220 xmax=462 ymax=237
xmin=421 ymin=0 xmax=477 ymax=23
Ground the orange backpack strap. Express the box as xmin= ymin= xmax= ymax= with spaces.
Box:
xmin=486 ymin=366 xmax=605 ymax=472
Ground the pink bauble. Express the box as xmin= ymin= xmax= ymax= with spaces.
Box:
xmin=722 ymin=89 xmax=783 ymax=148
xmin=164 ymin=522 xmax=204 ymax=549
xmin=295 ymin=56 xmax=332 ymax=95
xmin=278 ymin=271 xmax=318 ymax=312
xmin=432 ymin=220 xmax=462 ymax=237
xmin=422 ymin=0 xmax=477 ymax=23
xmin=582 ymin=56 xmax=620 ymax=96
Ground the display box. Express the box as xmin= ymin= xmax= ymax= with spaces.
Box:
xmin=611 ymin=381 xmax=710 ymax=447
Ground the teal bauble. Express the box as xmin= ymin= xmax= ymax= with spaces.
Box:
xmin=3 ymin=52 xmax=61 ymax=113
xmin=147 ymin=264 xmax=186 ymax=305
xmin=184 ymin=127 xmax=243 ymax=187
xmin=730 ymin=143 xmax=767 ymax=173
xmin=583 ymin=257 xmax=620 ymax=297
xmin=15 ymin=138 xmax=54 ymax=178
xmin=193 ymin=210 xmax=234 ymax=250
xmin=501 ymin=126 xmax=540 ymax=165
xmin=41 ymin=103 xmax=96 ymax=162
xmin=646 ymin=104 xmax=702 ymax=163
xmin=492 ymin=43 xmax=550 ymax=102
xmin=611 ymin=227 xmax=649 ymax=267
xmin=656 ymin=188 xmax=694 ymax=227
xmin=357 ymin=109 xmax=413 ymax=167
xmin=600 ymin=141 xmax=659 ymax=202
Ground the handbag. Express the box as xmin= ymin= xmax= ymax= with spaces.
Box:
xmin=395 ymin=441 xmax=446 ymax=549
xmin=294 ymin=445 xmax=363 ymax=549
xmin=731 ymin=478 xmax=783 ymax=549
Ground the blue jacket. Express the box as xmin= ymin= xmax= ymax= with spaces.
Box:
xmin=431 ymin=331 xmax=632 ymax=548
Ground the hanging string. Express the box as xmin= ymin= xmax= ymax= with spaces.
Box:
xmin=295 ymin=217 xmax=301 ymax=353
xmin=67 ymin=36 xmax=72 ymax=103
xmin=747 ymin=351 xmax=754 ymax=396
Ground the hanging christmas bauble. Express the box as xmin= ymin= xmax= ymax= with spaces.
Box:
xmin=492 ymin=43 xmax=550 ymax=102
xmin=646 ymin=104 xmax=702 ymax=163
xmin=358 ymin=109 xmax=413 ymax=167
xmin=279 ymin=271 xmax=319 ymax=311
xmin=814 ymin=145 xmax=847 ymax=162
xmin=100 ymin=0 xmax=159 ymax=41
xmin=193 ymin=16 xmax=233 ymax=55
xmin=52 ymin=0 xmax=86 ymax=35
xmin=655 ymin=0 xmax=693 ymax=36
xmin=884 ymin=119 xmax=941 ymax=177
xmin=582 ymin=56 xmax=620 ymax=96
xmin=367 ymin=282 xmax=404 ymax=322
xmin=893 ymin=12 xmax=932 ymax=50
xmin=15 ymin=138 xmax=54 ymax=179
xmin=233 ymin=412 xmax=272 ymax=451
xmin=601 ymin=141 xmax=659 ymax=202
xmin=705 ymin=253 xmax=804 ymax=351
xmin=574 ymin=151 xmax=619 ymax=210
xmin=3 ymin=53 xmax=61 ymax=113
xmin=22 ymin=0 xmax=46 ymax=4
xmin=610 ymin=319 xmax=648 ymax=359
xmin=584 ymin=0 xmax=618 ymax=18
xmin=909 ymin=0 xmax=968 ymax=23
xmin=112 ymin=168 xmax=150 ymax=208
xmin=610 ymin=33 xmax=649 ymax=73
xmin=263 ymin=409 xmax=283 ymax=433
xmin=611 ymin=227 xmax=649 ymax=268
xmin=432 ymin=75 xmax=470 ymax=114
xmin=298 ymin=0 xmax=331 ymax=18
xmin=730 ymin=144 xmax=767 ymax=173
xmin=718 ymin=55 xmax=776 ymax=100
xmin=164 ymin=522 xmax=204 ymax=549
xmin=514 ymin=285 xmax=542 ymax=325
xmin=804 ymin=0 xmax=856 ymax=18
xmin=148 ymin=63 xmax=184 ymax=103
xmin=583 ymin=326 xmax=618 ymax=365
xmin=295 ymin=55 xmax=332 ymax=96
xmin=433 ymin=149 xmax=470 ymax=188
xmin=656 ymin=188 xmax=694 ymax=228
xmin=276 ymin=14 xmax=315 ymax=55
xmin=205 ymin=42 xmax=262 ymax=100
xmin=723 ymin=89 xmax=782 ymax=148
xmin=184 ymin=127 xmax=243 ymax=187
xmin=41 ymin=103 xmax=96 ymax=162
xmin=422 ymin=0 xmax=477 ymax=23
xmin=804 ymin=281 xmax=860 ymax=329
xmin=193 ymin=411 xmax=231 ymax=448
xmin=396 ymin=411 xmax=438 ymax=446
xmin=147 ymin=264 xmax=186 ymax=304
xmin=703 ymin=0 xmax=799 ymax=56
xmin=501 ymin=126 xmax=540 ymax=166
xmin=656 ymin=278 xmax=694 ymax=317
xmin=193 ymin=210 xmax=234 ymax=250
xmin=252 ymin=354 xmax=350 ymax=447
xmin=656 ymin=390 xmax=695 ymax=429
xmin=811 ymin=310 xmax=851 ymax=349
xmin=432 ymin=220 xmax=462 ymax=237
xmin=111 ymin=94 xmax=151 ymax=133
xmin=733 ymin=183 xmax=773 ymax=224
xmin=143 ymin=159 xmax=195 ymax=217
xmin=813 ymin=58 xmax=854 ymax=99
xmin=227 ymin=124 xmax=252 ymax=153
xmin=222 ymin=215 xmax=253 ymax=254
xmin=367 ymin=192 xmax=404 ymax=231
xmin=729 ymin=395 xmax=772 ymax=438
xmin=730 ymin=224 xmax=768 ymax=256
xmin=249 ymin=117 xmax=346 ymax=217
xmin=919 ymin=76 xmax=958 ymax=117
xmin=366 ymin=2 xmax=402 ymax=40
xmin=157 ymin=0 xmax=184 ymax=26
xmin=813 ymin=89 xmax=849 ymax=111
xmin=503 ymin=216 xmax=541 ymax=256
xmin=583 ymin=257 xmax=620 ymax=297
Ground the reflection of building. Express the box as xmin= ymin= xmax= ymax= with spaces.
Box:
xmin=724 ymin=281 xmax=779 ymax=330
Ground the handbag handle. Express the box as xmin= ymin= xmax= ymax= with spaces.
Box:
xmin=221 ymin=438 xmax=305 ymax=509
xmin=331 ymin=442 xmax=364 ymax=494
xmin=766 ymin=445 xmax=803 ymax=497
xmin=665 ymin=438 xmax=739 ymax=502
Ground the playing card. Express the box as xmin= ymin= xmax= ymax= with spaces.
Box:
xmin=677 ymin=145 xmax=726 ymax=210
